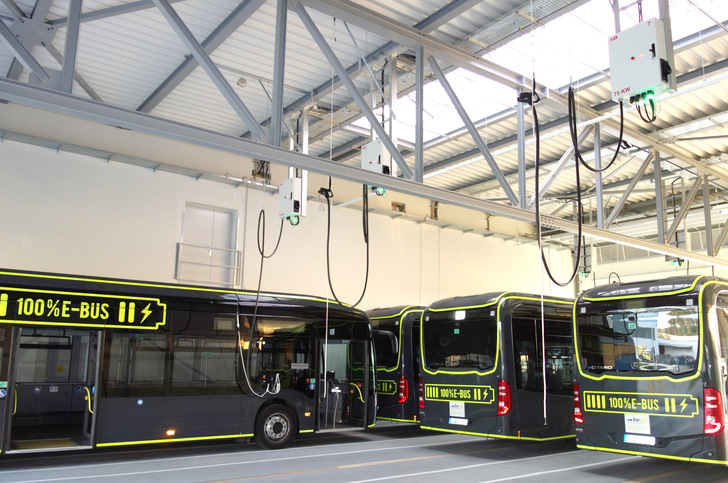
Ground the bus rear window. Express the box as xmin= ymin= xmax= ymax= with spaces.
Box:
xmin=576 ymin=306 xmax=698 ymax=375
xmin=423 ymin=317 xmax=496 ymax=371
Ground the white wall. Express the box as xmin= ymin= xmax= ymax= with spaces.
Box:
xmin=0 ymin=140 xmax=573 ymax=309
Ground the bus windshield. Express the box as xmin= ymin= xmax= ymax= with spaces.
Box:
xmin=576 ymin=305 xmax=699 ymax=375
xmin=423 ymin=317 xmax=496 ymax=371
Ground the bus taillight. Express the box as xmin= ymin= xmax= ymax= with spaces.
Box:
xmin=497 ymin=380 xmax=511 ymax=415
xmin=573 ymin=383 xmax=583 ymax=424
xmin=398 ymin=376 xmax=409 ymax=404
xmin=418 ymin=377 xmax=424 ymax=409
xmin=704 ymin=387 xmax=724 ymax=434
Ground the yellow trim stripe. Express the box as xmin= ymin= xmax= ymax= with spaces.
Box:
xmin=299 ymin=429 xmax=314 ymax=434
xmin=421 ymin=425 xmax=575 ymax=441
xmin=97 ymin=433 xmax=254 ymax=447
xmin=581 ymin=276 xmax=704 ymax=302
xmin=576 ymin=444 xmax=727 ymax=465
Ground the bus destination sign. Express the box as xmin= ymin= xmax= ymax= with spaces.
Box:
xmin=0 ymin=288 xmax=166 ymax=330
xmin=424 ymin=384 xmax=494 ymax=404
xmin=583 ymin=391 xmax=699 ymax=418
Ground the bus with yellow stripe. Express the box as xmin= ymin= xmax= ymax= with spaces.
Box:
xmin=368 ymin=306 xmax=423 ymax=424
xmin=419 ymin=292 xmax=574 ymax=440
xmin=0 ymin=269 xmax=376 ymax=454
xmin=573 ymin=275 xmax=728 ymax=464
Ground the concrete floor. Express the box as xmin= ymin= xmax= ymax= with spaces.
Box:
xmin=1 ymin=423 xmax=727 ymax=482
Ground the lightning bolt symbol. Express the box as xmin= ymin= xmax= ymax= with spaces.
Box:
xmin=680 ymin=398 xmax=687 ymax=413
xmin=141 ymin=303 xmax=153 ymax=324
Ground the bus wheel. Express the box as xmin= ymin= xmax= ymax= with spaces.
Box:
xmin=256 ymin=404 xmax=295 ymax=449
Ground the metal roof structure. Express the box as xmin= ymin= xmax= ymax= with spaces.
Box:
xmin=1 ymin=0 xmax=728 ymax=269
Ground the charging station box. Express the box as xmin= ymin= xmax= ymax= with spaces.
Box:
xmin=278 ymin=177 xmax=304 ymax=219
xmin=608 ymin=18 xmax=673 ymax=102
xmin=361 ymin=139 xmax=394 ymax=176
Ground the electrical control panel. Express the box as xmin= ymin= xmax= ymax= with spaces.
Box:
xmin=361 ymin=139 xmax=395 ymax=177
xmin=608 ymin=18 xmax=674 ymax=102
xmin=278 ymin=177 xmax=305 ymax=220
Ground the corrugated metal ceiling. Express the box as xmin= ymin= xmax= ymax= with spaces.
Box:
xmin=1 ymin=0 xmax=728 ymax=247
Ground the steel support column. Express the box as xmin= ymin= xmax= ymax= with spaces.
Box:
xmin=653 ymin=150 xmax=666 ymax=244
xmin=60 ymin=0 xmax=82 ymax=94
xmin=703 ymin=174 xmax=714 ymax=256
xmin=594 ymin=123 xmax=604 ymax=228
xmin=270 ymin=0 xmax=287 ymax=146
xmin=414 ymin=44 xmax=424 ymax=183
xmin=516 ymin=88 xmax=527 ymax=210
xmin=428 ymin=56 xmax=518 ymax=205
xmin=294 ymin=1 xmax=413 ymax=179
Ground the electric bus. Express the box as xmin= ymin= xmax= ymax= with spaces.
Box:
xmin=573 ymin=275 xmax=728 ymax=464
xmin=420 ymin=292 xmax=575 ymax=440
xmin=0 ymin=269 xmax=376 ymax=454
xmin=368 ymin=306 xmax=423 ymax=423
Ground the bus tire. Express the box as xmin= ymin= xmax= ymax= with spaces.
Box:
xmin=255 ymin=404 xmax=295 ymax=449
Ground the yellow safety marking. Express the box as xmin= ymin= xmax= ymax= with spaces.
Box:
xmin=97 ymin=433 xmax=254 ymax=447
xmin=0 ymin=293 xmax=7 ymax=317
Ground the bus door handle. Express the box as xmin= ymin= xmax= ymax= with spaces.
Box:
xmin=84 ymin=386 xmax=94 ymax=414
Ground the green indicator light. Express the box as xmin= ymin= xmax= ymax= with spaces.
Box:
xmin=288 ymin=215 xmax=300 ymax=226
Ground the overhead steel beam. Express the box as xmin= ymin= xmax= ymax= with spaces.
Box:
xmin=152 ymin=0 xmax=265 ymax=139
xmin=527 ymin=124 xmax=594 ymax=209
xmin=269 ymin=0 xmax=478 ymax=135
xmin=428 ymin=56 xmax=517 ymax=205
xmin=665 ymin=176 xmax=703 ymax=243
xmin=48 ymin=0 xmax=186 ymax=26
xmin=0 ymin=12 xmax=49 ymax=82
xmin=604 ymin=152 xmax=655 ymax=228
xmin=1 ymin=77 xmax=726 ymax=270
xmin=60 ymin=0 xmax=82 ymax=94
xmin=139 ymin=0 xmax=265 ymax=114
xmin=294 ymin=1 xmax=413 ymax=179
xmin=270 ymin=0 xmax=287 ymax=146
xmin=302 ymin=0 xmax=550 ymax=97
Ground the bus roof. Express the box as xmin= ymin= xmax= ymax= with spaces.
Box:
xmin=367 ymin=305 xmax=423 ymax=319
xmin=426 ymin=292 xmax=572 ymax=311
xmin=578 ymin=275 xmax=721 ymax=302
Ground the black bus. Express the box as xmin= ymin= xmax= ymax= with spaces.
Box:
xmin=0 ymin=269 xmax=376 ymax=454
xmin=368 ymin=306 xmax=423 ymax=424
xmin=420 ymin=292 xmax=575 ymax=441
xmin=574 ymin=275 xmax=728 ymax=465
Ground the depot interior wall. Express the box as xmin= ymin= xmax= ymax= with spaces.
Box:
xmin=0 ymin=141 xmax=573 ymax=308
